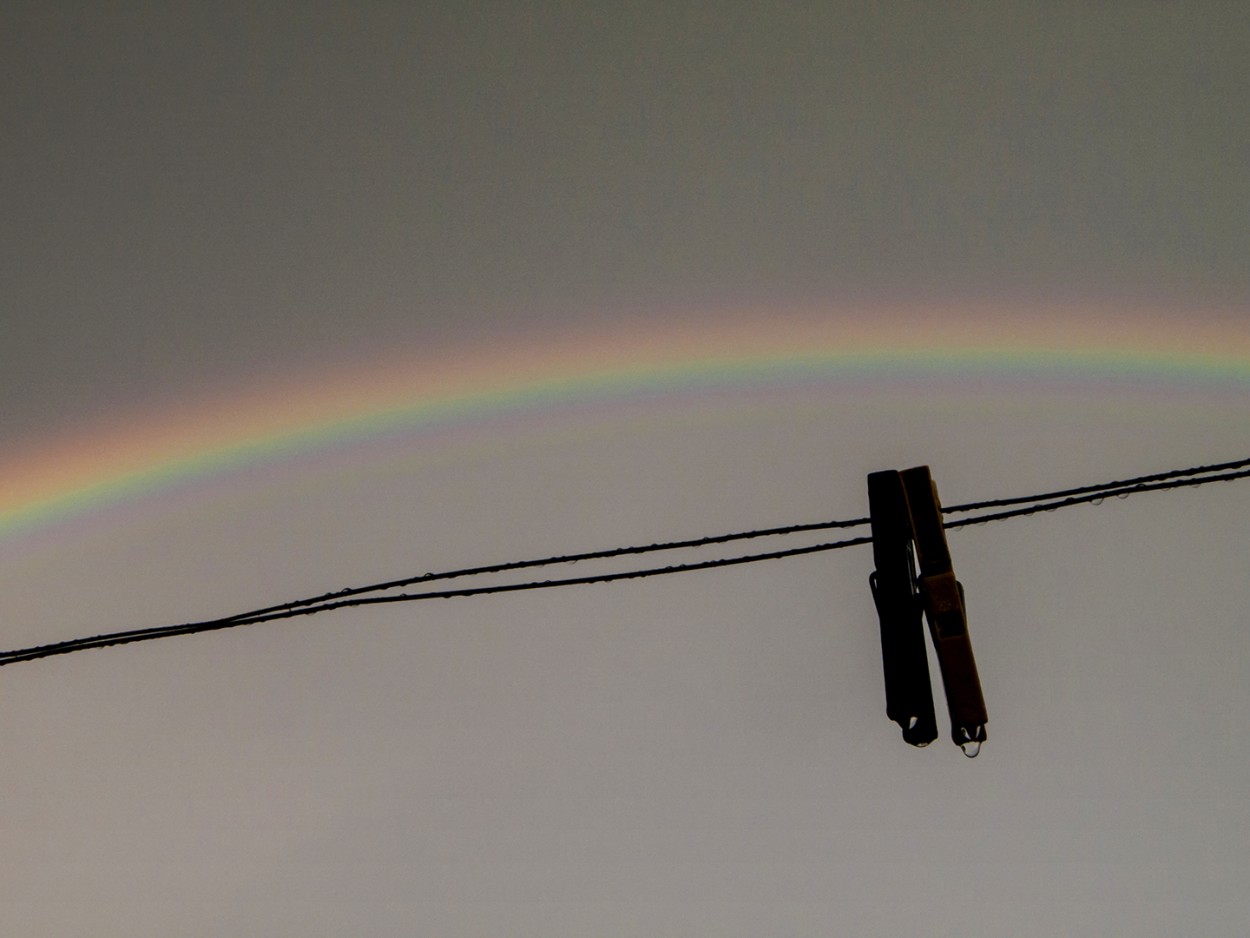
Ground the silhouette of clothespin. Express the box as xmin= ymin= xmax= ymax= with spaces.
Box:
xmin=868 ymin=470 xmax=938 ymax=746
xmin=868 ymin=466 xmax=988 ymax=756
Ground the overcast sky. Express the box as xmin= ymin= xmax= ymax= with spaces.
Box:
xmin=3 ymin=4 xmax=1249 ymax=934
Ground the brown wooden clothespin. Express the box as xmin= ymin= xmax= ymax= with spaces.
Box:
xmin=868 ymin=466 xmax=988 ymax=756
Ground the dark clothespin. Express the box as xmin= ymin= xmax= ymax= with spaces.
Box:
xmin=867 ymin=470 xmax=938 ymax=746
xmin=868 ymin=466 xmax=988 ymax=756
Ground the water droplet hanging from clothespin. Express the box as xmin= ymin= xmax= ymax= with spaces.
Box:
xmin=957 ymin=724 xmax=987 ymax=758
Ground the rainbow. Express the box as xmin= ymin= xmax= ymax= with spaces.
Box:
xmin=3 ymin=305 xmax=1249 ymax=543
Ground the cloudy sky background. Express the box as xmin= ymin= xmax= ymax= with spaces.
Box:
xmin=3 ymin=4 xmax=1249 ymax=934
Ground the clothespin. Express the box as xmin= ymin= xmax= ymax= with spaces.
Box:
xmin=867 ymin=466 xmax=988 ymax=756
xmin=867 ymin=470 xmax=938 ymax=746
xmin=900 ymin=466 xmax=988 ymax=756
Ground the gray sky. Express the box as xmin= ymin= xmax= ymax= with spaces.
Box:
xmin=5 ymin=2 xmax=1249 ymax=441
xmin=2 ymin=4 xmax=1249 ymax=934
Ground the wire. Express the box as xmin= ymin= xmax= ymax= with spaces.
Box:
xmin=111 ymin=456 xmax=1250 ymax=631
xmin=73 ymin=454 xmax=1250 ymax=633
xmin=943 ymin=466 xmax=1250 ymax=529
xmin=172 ymin=514 xmax=875 ymax=628
xmin=1 ymin=458 xmax=1246 ymax=667
xmin=943 ymin=455 xmax=1250 ymax=514
xmin=0 ymin=536 xmax=875 ymax=665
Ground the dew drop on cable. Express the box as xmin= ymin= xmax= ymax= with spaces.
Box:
xmin=960 ymin=739 xmax=982 ymax=758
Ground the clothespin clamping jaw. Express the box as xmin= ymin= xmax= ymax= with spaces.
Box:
xmin=868 ymin=466 xmax=988 ymax=757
